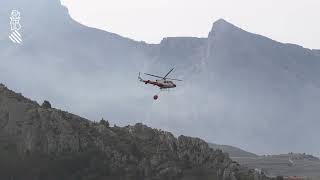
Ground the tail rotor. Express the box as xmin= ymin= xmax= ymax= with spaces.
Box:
xmin=138 ymin=72 xmax=143 ymax=82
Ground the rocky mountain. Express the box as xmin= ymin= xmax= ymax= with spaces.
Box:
xmin=0 ymin=84 xmax=269 ymax=180
xmin=208 ymin=143 xmax=258 ymax=158
xmin=1 ymin=0 xmax=320 ymax=156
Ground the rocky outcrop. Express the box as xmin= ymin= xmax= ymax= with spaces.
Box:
xmin=41 ymin=100 xmax=52 ymax=109
xmin=0 ymin=84 xmax=269 ymax=180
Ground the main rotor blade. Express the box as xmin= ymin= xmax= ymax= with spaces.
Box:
xmin=144 ymin=73 xmax=164 ymax=79
xmin=163 ymin=68 xmax=175 ymax=79
xmin=166 ymin=78 xmax=183 ymax=81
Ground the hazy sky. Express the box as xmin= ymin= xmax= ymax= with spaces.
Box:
xmin=61 ymin=0 xmax=319 ymax=49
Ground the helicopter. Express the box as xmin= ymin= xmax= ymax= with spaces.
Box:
xmin=139 ymin=68 xmax=182 ymax=100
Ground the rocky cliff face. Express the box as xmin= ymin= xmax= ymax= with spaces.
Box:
xmin=0 ymin=84 xmax=267 ymax=180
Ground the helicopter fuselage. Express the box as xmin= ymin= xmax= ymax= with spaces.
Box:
xmin=143 ymin=79 xmax=176 ymax=89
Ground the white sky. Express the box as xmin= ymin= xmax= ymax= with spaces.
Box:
xmin=61 ymin=0 xmax=319 ymax=49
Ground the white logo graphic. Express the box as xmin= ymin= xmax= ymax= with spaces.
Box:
xmin=9 ymin=10 xmax=23 ymax=44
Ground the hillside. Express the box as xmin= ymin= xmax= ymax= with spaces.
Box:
xmin=208 ymin=143 xmax=320 ymax=178
xmin=208 ymin=143 xmax=258 ymax=158
xmin=0 ymin=84 xmax=269 ymax=180
xmin=233 ymin=153 xmax=320 ymax=178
